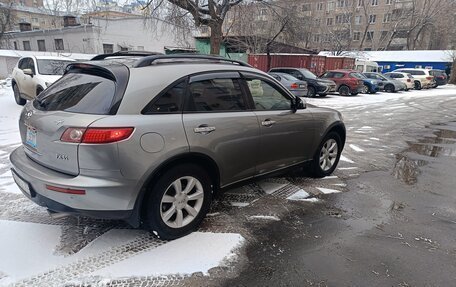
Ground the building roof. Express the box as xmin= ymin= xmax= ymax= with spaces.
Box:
xmin=318 ymin=50 xmax=454 ymax=63
xmin=0 ymin=49 xmax=95 ymax=60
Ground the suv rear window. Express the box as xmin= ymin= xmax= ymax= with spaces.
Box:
xmin=34 ymin=73 xmax=116 ymax=115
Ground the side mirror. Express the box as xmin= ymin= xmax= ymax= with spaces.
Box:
xmin=23 ymin=68 xmax=34 ymax=77
xmin=292 ymin=96 xmax=306 ymax=112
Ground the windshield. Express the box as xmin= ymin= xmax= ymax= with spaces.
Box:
xmin=37 ymin=60 xmax=74 ymax=75
xmin=278 ymin=73 xmax=299 ymax=81
xmin=350 ymin=72 xmax=366 ymax=79
xmin=299 ymin=69 xmax=317 ymax=79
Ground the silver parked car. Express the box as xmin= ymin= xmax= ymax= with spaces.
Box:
xmin=363 ymin=72 xmax=406 ymax=92
xmin=10 ymin=53 xmax=346 ymax=239
xmin=269 ymin=72 xmax=308 ymax=97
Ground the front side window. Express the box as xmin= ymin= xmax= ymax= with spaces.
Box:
xmin=246 ymin=78 xmax=291 ymax=111
xmin=187 ymin=78 xmax=246 ymax=112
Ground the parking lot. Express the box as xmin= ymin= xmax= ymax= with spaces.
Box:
xmin=1 ymin=85 xmax=456 ymax=286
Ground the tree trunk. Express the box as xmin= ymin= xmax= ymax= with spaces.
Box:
xmin=210 ymin=21 xmax=223 ymax=55
xmin=449 ymin=59 xmax=456 ymax=85
xmin=266 ymin=43 xmax=271 ymax=71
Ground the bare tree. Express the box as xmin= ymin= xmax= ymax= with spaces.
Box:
xmin=0 ymin=1 xmax=13 ymax=48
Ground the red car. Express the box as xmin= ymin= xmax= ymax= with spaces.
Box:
xmin=320 ymin=70 xmax=364 ymax=96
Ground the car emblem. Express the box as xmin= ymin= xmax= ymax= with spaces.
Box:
xmin=54 ymin=120 xmax=64 ymax=125
xmin=25 ymin=111 xmax=33 ymax=118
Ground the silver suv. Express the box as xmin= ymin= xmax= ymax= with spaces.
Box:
xmin=10 ymin=53 xmax=345 ymax=239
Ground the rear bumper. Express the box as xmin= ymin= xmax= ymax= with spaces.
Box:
xmin=290 ymin=90 xmax=308 ymax=97
xmin=10 ymin=146 xmax=138 ymax=219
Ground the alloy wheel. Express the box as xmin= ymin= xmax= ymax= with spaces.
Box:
xmin=160 ymin=176 xmax=204 ymax=228
xmin=319 ymin=139 xmax=338 ymax=171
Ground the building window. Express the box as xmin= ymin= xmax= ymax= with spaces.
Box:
xmin=383 ymin=13 xmax=391 ymax=23
xmin=302 ymin=3 xmax=311 ymax=11
xmin=326 ymin=18 xmax=334 ymax=26
xmin=13 ymin=41 xmax=18 ymax=50
xmin=314 ymin=18 xmax=321 ymax=26
xmin=317 ymin=2 xmax=324 ymax=10
xmin=327 ymin=1 xmax=335 ymax=11
xmin=313 ymin=34 xmax=321 ymax=42
xmin=37 ymin=40 xmax=46 ymax=51
xmin=260 ymin=8 xmax=268 ymax=15
xmin=357 ymin=0 xmax=363 ymax=7
xmin=369 ymin=14 xmax=377 ymax=23
xmin=380 ymin=31 xmax=388 ymax=40
xmin=336 ymin=0 xmax=348 ymax=8
xmin=23 ymin=41 xmax=31 ymax=51
xmin=54 ymin=39 xmax=64 ymax=50
xmin=366 ymin=31 xmax=374 ymax=41
xmin=103 ymin=43 xmax=114 ymax=54
xmin=32 ymin=17 xmax=38 ymax=23
xmin=355 ymin=15 xmax=362 ymax=25
xmin=386 ymin=0 xmax=392 ymax=4
xmin=336 ymin=14 xmax=350 ymax=24
xmin=353 ymin=31 xmax=361 ymax=41
xmin=371 ymin=0 xmax=378 ymax=6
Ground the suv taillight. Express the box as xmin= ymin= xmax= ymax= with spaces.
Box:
xmin=407 ymin=79 xmax=412 ymax=82
xmin=426 ymin=76 xmax=433 ymax=80
xmin=290 ymin=83 xmax=299 ymax=89
xmin=61 ymin=127 xmax=134 ymax=144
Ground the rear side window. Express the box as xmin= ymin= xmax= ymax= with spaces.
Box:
xmin=334 ymin=72 xmax=345 ymax=78
xmin=143 ymin=80 xmax=186 ymax=114
xmin=186 ymin=78 xmax=246 ymax=112
xmin=34 ymin=73 xmax=116 ymax=115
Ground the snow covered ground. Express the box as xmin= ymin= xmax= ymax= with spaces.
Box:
xmin=0 ymin=85 xmax=455 ymax=286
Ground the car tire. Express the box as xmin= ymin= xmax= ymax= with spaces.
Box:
xmin=310 ymin=132 xmax=342 ymax=178
xmin=361 ymin=84 xmax=369 ymax=94
xmin=385 ymin=84 xmax=395 ymax=93
xmin=318 ymin=94 xmax=327 ymax=98
xmin=351 ymin=92 xmax=359 ymax=96
xmin=143 ymin=164 xmax=212 ymax=240
xmin=13 ymin=84 xmax=26 ymax=106
xmin=338 ymin=85 xmax=350 ymax=96
xmin=415 ymin=81 xmax=422 ymax=90
xmin=307 ymin=86 xmax=316 ymax=97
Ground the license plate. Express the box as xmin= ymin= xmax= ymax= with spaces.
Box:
xmin=299 ymin=84 xmax=306 ymax=88
xmin=12 ymin=170 xmax=31 ymax=196
xmin=26 ymin=126 xmax=37 ymax=149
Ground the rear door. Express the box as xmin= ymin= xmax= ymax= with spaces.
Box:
xmin=241 ymin=72 xmax=315 ymax=175
xmin=19 ymin=71 xmax=119 ymax=175
xmin=182 ymin=72 xmax=260 ymax=187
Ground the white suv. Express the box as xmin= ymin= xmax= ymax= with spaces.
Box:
xmin=11 ymin=56 xmax=75 ymax=105
xmin=392 ymin=68 xmax=434 ymax=90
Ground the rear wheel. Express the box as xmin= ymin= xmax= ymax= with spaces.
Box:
xmin=361 ymin=84 xmax=369 ymax=94
xmin=13 ymin=84 xmax=26 ymax=106
xmin=310 ymin=132 xmax=342 ymax=178
xmin=318 ymin=94 xmax=328 ymax=98
xmin=307 ymin=86 xmax=316 ymax=97
xmin=385 ymin=84 xmax=395 ymax=93
xmin=144 ymin=164 xmax=212 ymax=240
xmin=338 ymin=85 xmax=350 ymax=96
xmin=415 ymin=81 xmax=422 ymax=90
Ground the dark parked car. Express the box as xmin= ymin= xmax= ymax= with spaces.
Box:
xmin=269 ymin=72 xmax=308 ymax=97
xmin=364 ymin=72 xmax=407 ymax=92
xmin=10 ymin=53 xmax=346 ymax=239
xmin=269 ymin=67 xmax=337 ymax=98
xmin=320 ymin=70 xmax=364 ymax=96
xmin=429 ymin=69 xmax=448 ymax=87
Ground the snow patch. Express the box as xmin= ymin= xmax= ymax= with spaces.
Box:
xmin=257 ymin=181 xmax=288 ymax=195
xmin=248 ymin=215 xmax=280 ymax=221
xmin=349 ymin=144 xmax=365 ymax=152
xmin=317 ymin=187 xmax=342 ymax=194
xmin=230 ymin=202 xmax=250 ymax=208
xmin=340 ymin=155 xmax=355 ymax=163
xmin=92 ymin=232 xmax=244 ymax=278
xmin=338 ymin=167 xmax=358 ymax=170
xmin=286 ymin=189 xmax=310 ymax=201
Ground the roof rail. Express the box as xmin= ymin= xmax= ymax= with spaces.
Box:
xmin=133 ymin=54 xmax=251 ymax=68
xmin=91 ymin=51 xmax=163 ymax=61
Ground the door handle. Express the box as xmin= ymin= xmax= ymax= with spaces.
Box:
xmin=194 ymin=125 xmax=216 ymax=134
xmin=261 ymin=119 xmax=276 ymax=127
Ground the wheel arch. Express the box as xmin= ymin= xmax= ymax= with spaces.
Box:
xmin=322 ymin=122 xmax=346 ymax=150
xmin=128 ymin=152 xmax=221 ymax=228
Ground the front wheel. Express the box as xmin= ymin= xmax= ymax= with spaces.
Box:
xmin=361 ymin=84 xmax=369 ymax=94
xmin=415 ymin=81 xmax=422 ymax=90
xmin=338 ymin=85 xmax=350 ymax=96
xmin=318 ymin=94 xmax=328 ymax=98
xmin=385 ymin=84 xmax=395 ymax=93
xmin=310 ymin=132 xmax=342 ymax=178
xmin=143 ymin=164 xmax=212 ymax=240
xmin=13 ymin=84 xmax=26 ymax=106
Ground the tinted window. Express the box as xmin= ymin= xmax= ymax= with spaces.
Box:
xmin=298 ymin=69 xmax=317 ymax=79
xmin=246 ymin=78 xmax=291 ymax=111
xmin=333 ymin=72 xmax=345 ymax=78
xmin=18 ymin=58 xmax=27 ymax=69
xmin=321 ymin=72 xmax=334 ymax=78
xmin=350 ymin=72 xmax=365 ymax=79
xmin=144 ymin=80 xmax=186 ymax=114
xmin=34 ymin=73 xmax=116 ymax=115
xmin=37 ymin=60 xmax=73 ymax=75
xmin=187 ymin=78 xmax=246 ymax=112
